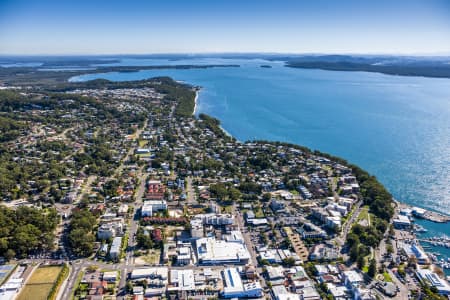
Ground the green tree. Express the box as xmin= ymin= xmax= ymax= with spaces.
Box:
xmin=357 ymin=255 xmax=365 ymax=270
xmin=368 ymin=258 xmax=377 ymax=277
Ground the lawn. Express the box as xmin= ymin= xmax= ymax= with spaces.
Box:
xmin=26 ymin=266 xmax=62 ymax=284
xmin=138 ymin=139 xmax=148 ymax=147
xmin=383 ymin=271 xmax=393 ymax=282
xmin=17 ymin=266 xmax=62 ymax=300
xmin=357 ymin=205 xmax=372 ymax=226
xmin=18 ymin=284 xmax=54 ymax=300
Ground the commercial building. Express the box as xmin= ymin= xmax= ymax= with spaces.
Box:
xmin=221 ymin=268 xmax=262 ymax=298
xmin=416 ymin=269 xmax=450 ymax=295
xmin=170 ymin=269 xmax=196 ymax=291
xmin=190 ymin=218 xmax=204 ymax=238
xmin=196 ymin=237 xmax=251 ymax=265
xmin=176 ymin=246 xmax=191 ymax=265
xmin=271 ymin=285 xmax=300 ymax=300
xmin=130 ymin=267 xmax=168 ymax=281
xmin=402 ymin=242 xmax=429 ymax=265
xmin=393 ymin=215 xmax=411 ymax=229
xmin=103 ymin=271 xmax=118 ymax=282
xmin=194 ymin=213 xmax=234 ymax=226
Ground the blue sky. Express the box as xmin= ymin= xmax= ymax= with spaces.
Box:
xmin=0 ymin=0 xmax=449 ymax=55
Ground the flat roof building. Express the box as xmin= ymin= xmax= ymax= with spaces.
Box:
xmin=141 ymin=200 xmax=167 ymax=217
xmin=221 ymin=268 xmax=262 ymax=298
xmin=109 ymin=236 xmax=122 ymax=260
xmin=170 ymin=269 xmax=196 ymax=291
xmin=130 ymin=267 xmax=168 ymax=281
xmin=196 ymin=237 xmax=251 ymax=265
xmin=416 ymin=269 xmax=450 ymax=295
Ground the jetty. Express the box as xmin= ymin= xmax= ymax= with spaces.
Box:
xmin=421 ymin=210 xmax=450 ymax=223
xmin=396 ymin=201 xmax=450 ymax=223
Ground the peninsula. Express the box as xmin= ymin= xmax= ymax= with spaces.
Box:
xmin=0 ymin=72 xmax=447 ymax=300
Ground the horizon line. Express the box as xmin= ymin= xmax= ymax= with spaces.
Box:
xmin=1 ymin=51 xmax=450 ymax=57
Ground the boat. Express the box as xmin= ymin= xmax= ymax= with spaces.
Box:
xmin=413 ymin=224 xmax=428 ymax=233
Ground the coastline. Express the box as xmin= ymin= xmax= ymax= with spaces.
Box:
xmin=193 ymin=88 xmax=236 ymax=141
xmin=193 ymin=90 xmax=199 ymax=115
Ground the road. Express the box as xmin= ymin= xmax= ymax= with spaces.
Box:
xmin=335 ymin=201 xmax=363 ymax=250
xmin=186 ymin=176 xmax=197 ymax=205
xmin=232 ymin=204 xmax=267 ymax=289
xmin=59 ymin=122 xmax=149 ymax=300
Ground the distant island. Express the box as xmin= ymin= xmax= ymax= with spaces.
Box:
xmin=260 ymin=65 xmax=272 ymax=68
xmin=284 ymin=55 xmax=450 ymax=78
xmin=0 ymin=61 xmax=240 ymax=86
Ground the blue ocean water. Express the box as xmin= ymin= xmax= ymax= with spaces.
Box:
xmin=71 ymin=58 xmax=450 ymax=246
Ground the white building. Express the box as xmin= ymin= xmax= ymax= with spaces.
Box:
xmin=141 ymin=200 xmax=167 ymax=217
xmin=194 ymin=213 xmax=234 ymax=225
xmin=272 ymin=285 xmax=300 ymax=300
xmin=225 ymin=230 xmax=245 ymax=244
xmin=103 ymin=271 xmax=118 ymax=282
xmin=403 ymin=243 xmax=429 ymax=264
xmin=190 ymin=218 xmax=204 ymax=238
xmin=221 ymin=268 xmax=262 ymax=298
xmin=343 ymin=270 xmax=363 ymax=288
xmin=130 ymin=267 xmax=168 ymax=281
xmin=97 ymin=221 xmax=124 ymax=240
xmin=177 ymin=246 xmax=191 ymax=265
xmin=393 ymin=215 xmax=411 ymax=229
xmin=109 ymin=237 xmax=122 ymax=260
xmin=196 ymin=237 xmax=251 ymax=265
xmin=266 ymin=266 xmax=285 ymax=281
xmin=416 ymin=269 xmax=450 ymax=295
xmin=170 ymin=269 xmax=196 ymax=291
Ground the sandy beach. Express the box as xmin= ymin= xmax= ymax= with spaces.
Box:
xmin=193 ymin=90 xmax=199 ymax=115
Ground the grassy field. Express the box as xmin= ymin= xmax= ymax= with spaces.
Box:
xmin=357 ymin=205 xmax=371 ymax=226
xmin=383 ymin=271 xmax=393 ymax=282
xmin=18 ymin=266 xmax=62 ymax=300
xmin=138 ymin=139 xmax=148 ymax=147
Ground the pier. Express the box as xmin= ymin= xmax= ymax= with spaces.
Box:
xmin=422 ymin=210 xmax=450 ymax=223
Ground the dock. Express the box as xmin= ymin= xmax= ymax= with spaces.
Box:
xmin=422 ymin=211 xmax=450 ymax=223
xmin=396 ymin=201 xmax=450 ymax=223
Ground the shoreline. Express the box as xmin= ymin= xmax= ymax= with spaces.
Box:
xmin=193 ymin=88 xmax=237 ymax=141
xmin=193 ymin=90 xmax=199 ymax=115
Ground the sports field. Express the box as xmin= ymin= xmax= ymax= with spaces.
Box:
xmin=17 ymin=266 xmax=62 ymax=300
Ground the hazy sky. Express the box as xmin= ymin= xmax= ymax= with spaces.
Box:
xmin=0 ymin=0 xmax=449 ymax=55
